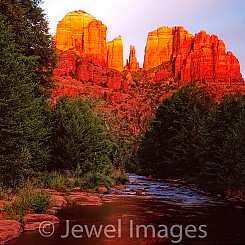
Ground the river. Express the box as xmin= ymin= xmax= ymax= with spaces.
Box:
xmin=8 ymin=174 xmax=245 ymax=244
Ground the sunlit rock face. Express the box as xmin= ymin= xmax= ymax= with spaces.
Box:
xmin=126 ymin=45 xmax=140 ymax=71
xmin=143 ymin=26 xmax=244 ymax=85
xmin=143 ymin=26 xmax=175 ymax=70
xmin=107 ymin=36 xmax=124 ymax=71
xmin=55 ymin=10 xmax=124 ymax=71
xmin=54 ymin=50 xmax=128 ymax=92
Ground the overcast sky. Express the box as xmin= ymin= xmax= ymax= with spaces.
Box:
xmin=43 ymin=0 xmax=245 ymax=77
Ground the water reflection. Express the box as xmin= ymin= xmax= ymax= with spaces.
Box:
xmin=8 ymin=174 xmax=245 ymax=245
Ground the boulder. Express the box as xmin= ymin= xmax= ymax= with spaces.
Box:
xmin=136 ymin=189 xmax=143 ymax=195
xmin=0 ymin=220 xmax=22 ymax=245
xmin=97 ymin=187 xmax=108 ymax=194
xmin=50 ymin=195 xmax=67 ymax=208
xmin=23 ymin=214 xmax=59 ymax=231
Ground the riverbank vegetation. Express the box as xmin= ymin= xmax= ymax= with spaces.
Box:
xmin=137 ymin=82 xmax=245 ymax=196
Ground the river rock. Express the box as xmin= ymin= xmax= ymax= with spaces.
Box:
xmin=171 ymin=183 xmax=181 ymax=187
xmin=23 ymin=214 xmax=59 ymax=231
xmin=131 ymin=182 xmax=139 ymax=185
xmin=46 ymin=208 xmax=57 ymax=215
xmin=145 ymin=175 xmax=153 ymax=180
xmin=0 ymin=220 xmax=22 ymax=245
xmin=228 ymin=198 xmax=239 ymax=202
xmin=115 ymin=185 xmax=126 ymax=190
xmin=76 ymin=195 xmax=102 ymax=206
xmin=97 ymin=187 xmax=108 ymax=194
xmin=136 ymin=189 xmax=143 ymax=195
xmin=50 ymin=195 xmax=67 ymax=208
xmin=66 ymin=192 xmax=102 ymax=205
xmin=114 ymin=191 xmax=123 ymax=195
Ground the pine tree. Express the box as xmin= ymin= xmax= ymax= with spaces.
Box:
xmin=0 ymin=0 xmax=56 ymax=92
xmin=0 ymin=14 xmax=50 ymax=187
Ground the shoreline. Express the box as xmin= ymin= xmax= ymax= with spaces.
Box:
xmin=1 ymin=176 xmax=244 ymax=244
xmin=0 ymin=187 xmax=108 ymax=245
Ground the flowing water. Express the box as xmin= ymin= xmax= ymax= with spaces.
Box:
xmin=8 ymin=174 xmax=245 ymax=244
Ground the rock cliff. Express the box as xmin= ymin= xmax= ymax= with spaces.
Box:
xmin=55 ymin=10 xmax=124 ymax=71
xmin=55 ymin=10 xmax=107 ymax=66
xmin=53 ymin=10 xmax=245 ymax=139
xmin=107 ymin=36 xmax=124 ymax=71
xmin=143 ymin=26 xmax=244 ymax=85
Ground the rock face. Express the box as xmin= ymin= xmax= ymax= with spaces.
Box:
xmin=55 ymin=10 xmax=107 ymax=66
xmin=54 ymin=50 xmax=128 ymax=92
xmin=55 ymin=10 xmax=124 ymax=71
xmin=144 ymin=26 xmax=174 ymax=70
xmin=107 ymin=36 xmax=124 ymax=71
xmin=126 ymin=45 xmax=140 ymax=71
xmin=143 ymin=26 xmax=244 ymax=84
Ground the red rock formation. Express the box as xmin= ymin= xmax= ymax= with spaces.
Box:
xmin=126 ymin=45 xmax=140 ymax=71
xmin=143 ymin=26 xmax=173 ymax=70
xmin=53 ymin=11 xmax=245 ymax=139
xmin=23 ymin=214 xmax=59 ymax=231
xmin=54 ymin=50 xmax=128 ymax=93
xmin=181 ymin=30 xmax=244 ymax=85
xmin=55 ymin=10 xmax=124 ymax=71
xmin=55 ymin=10 xmax=107 ymax=66
xmin=143 ymin=26 xmax=244 ymax=85
xmin=0 ymin=220 xmax=22 ymax=245
xmin=107 ymin=36 xmax=124 ymax=71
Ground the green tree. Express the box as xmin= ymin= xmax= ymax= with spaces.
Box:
xmin=0 ymin=14 xmax=50 ymax=187
xmin=0 ymin=0 xmax=56 ymax=91
xmin=138 ymin=82 xmax=213 ymax=178
xmin=200 ymin=94 xmax=245 ymax=192
xmin=49 ymin=96 xmax=114 ymax=174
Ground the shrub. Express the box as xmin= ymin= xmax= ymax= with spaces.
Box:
xmin=4 ymin=183 xmax=50 ymax=215
xmin=49 ymin=96 xmax=115 ymax=175
xmin=81 ymin=172 xmax=113 ymax=192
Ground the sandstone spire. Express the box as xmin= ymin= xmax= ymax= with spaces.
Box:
xmin=126 ymin=45 xmax=140 ymax=71
xmin=107 ymin=36 xmax=124 ymax=71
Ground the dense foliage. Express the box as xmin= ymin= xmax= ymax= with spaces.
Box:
xmin=0 ymin=0 xmax=56 ymax=91
xmin=49 ymin=96 xmax=115 ymax=174
xmin=0 ymin=0 xmax=56 ymax=187
xmin=0 ymin=14 xmax=51 ymax=187
xmin=137 ymin=82 xmax=245 ymax=194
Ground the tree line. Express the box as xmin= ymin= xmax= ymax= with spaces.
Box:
xmin=137 ymin=82 xmax=245 ymax=194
